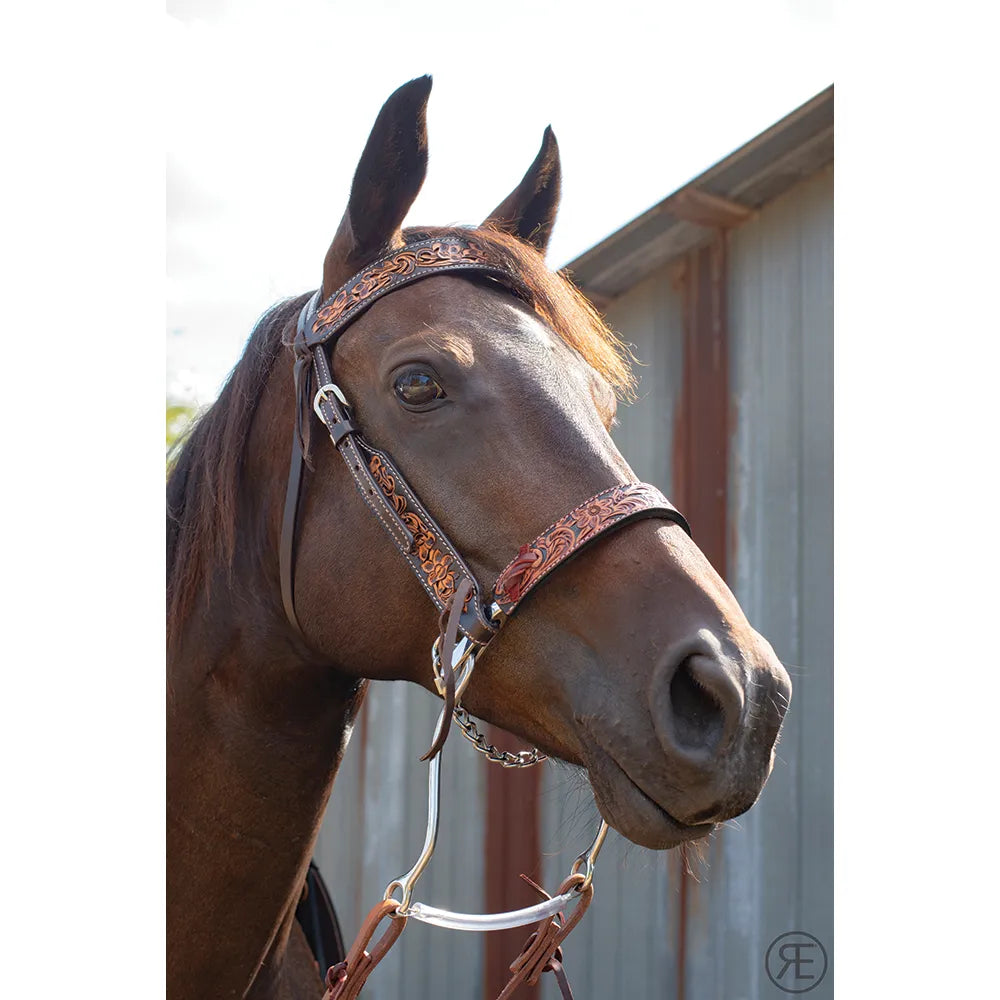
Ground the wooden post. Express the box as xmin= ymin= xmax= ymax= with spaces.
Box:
xmin=672 ymin=232 xmax=730 ymax=1000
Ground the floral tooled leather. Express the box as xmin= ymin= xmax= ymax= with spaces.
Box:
xmin=314 ymin=240 xmax=493 ymax=331
xmin=368 ymin=453 xmax=460 ymax=607
xmin=492 ymin=483 xmax=689 ymax=616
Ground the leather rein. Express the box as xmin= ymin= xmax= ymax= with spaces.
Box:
xmin=277 ymin=235 xmax=692 ymax=999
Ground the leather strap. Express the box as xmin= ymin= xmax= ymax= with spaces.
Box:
xmin=305 ymin=237 xmax=529 ymax=347
xmin=279 ymin=297 xmax=320 ymax=642
xmin=279 ymin=424 xmax=307 ymax=640
xmin=311 ymin=348 xmax=416 ymax=552
xmin=420 ymin=577 xmax=474 ymax=762
xmin=321 ymin=899 xmax=406 ymax=1000
xmin=497 ymin=875 xmax=593 ymax=1000
xmin=492 ymin=483 xmax=691 ymax=622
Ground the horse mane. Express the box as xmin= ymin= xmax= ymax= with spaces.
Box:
xmin=166 ymin=227 xmax=633 ymax=643
xmin=167 ymin=293 xmax=310 ymax=643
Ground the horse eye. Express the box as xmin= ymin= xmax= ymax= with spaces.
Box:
xmin=393 ymin=371 xmax=446 ymax=408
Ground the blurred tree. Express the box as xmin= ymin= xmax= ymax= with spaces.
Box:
xmin=167 ymin=400 xmax=198 ymax=456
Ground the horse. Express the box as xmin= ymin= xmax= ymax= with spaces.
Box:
xmin=166 ymin=75 xmax=791 ymax=999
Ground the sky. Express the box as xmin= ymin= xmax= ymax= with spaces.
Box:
xmin=166 ymin=0 xmax=834 ymax=405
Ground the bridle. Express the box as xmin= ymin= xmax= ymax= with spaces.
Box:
xmin=278 ymin=235 xmax=692 ymax=999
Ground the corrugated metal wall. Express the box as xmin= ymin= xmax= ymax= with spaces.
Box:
xmin=541 ymin=166 xmax=833 ymax=999
xmin=315 ymin=164 xmax=833 ymax=999
xmin=705 ymin=165 xmax=833 ymax=999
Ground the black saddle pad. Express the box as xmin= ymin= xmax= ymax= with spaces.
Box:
xmin=295 ymin=860 xmax=346 ymax=975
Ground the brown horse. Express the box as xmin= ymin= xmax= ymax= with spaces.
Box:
xmin=167 ymin=76 xmax=791 ymax=999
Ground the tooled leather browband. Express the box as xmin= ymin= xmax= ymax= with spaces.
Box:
xmin=304 ymin=237 xmax=530 ymax=347
xmin=280 ymin=235 xmax=692 ymax=650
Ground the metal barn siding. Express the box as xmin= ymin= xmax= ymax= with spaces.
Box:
xmin=689 ymin=164 xmax=833 ymax=999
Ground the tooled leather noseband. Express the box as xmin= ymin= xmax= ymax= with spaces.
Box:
xmin=279 ymin=235 xmax=691 ymax=662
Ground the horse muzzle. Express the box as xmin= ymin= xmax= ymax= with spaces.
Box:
xmin=580 ymin=629 xmax=791 ymax=849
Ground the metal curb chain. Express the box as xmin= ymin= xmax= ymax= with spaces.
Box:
xmin=432 ymin=636 xmax=548 ymax=769
xmin=452 ymin=706 xmax=548 ymax=768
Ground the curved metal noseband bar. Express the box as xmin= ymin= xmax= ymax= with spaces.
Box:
xmin=279 ymin=236 xmax=693 ymax=984
xmin=394 ymin=760 xmax=610 ymax=932
xmin=406 ymin=889 xmax=581 ymax=932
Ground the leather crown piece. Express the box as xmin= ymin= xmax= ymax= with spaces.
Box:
xmin=280 ymin=235 xmax=691 ymax=649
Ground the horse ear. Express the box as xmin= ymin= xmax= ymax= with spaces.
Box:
xmin=484 ymin=126 xmax=561 ymax=254
xmin=322 ymin=76 xmax=432 ymax=296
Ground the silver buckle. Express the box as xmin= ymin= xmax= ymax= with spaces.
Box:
xmin=313 ymin=382 xmax=349 ymax=421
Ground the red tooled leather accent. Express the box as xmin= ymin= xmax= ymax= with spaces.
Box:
xmin=494 ymin=545 xmax=538 ymax=605
xmin=492 ymin=483 xmax=686 ymax=616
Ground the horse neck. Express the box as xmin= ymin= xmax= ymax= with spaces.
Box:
xmin=167 ymin=580 xmax=367 ymax=998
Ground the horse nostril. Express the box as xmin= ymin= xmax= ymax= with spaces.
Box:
xmin=668 ymin=654 xmax=743 ymax=756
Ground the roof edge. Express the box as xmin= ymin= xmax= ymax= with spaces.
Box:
xmin=564 ymin=85 xmax=833 ymax=305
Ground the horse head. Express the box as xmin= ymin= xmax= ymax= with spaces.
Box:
xmin=277 ymin=76 xmax=791 ymax=848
